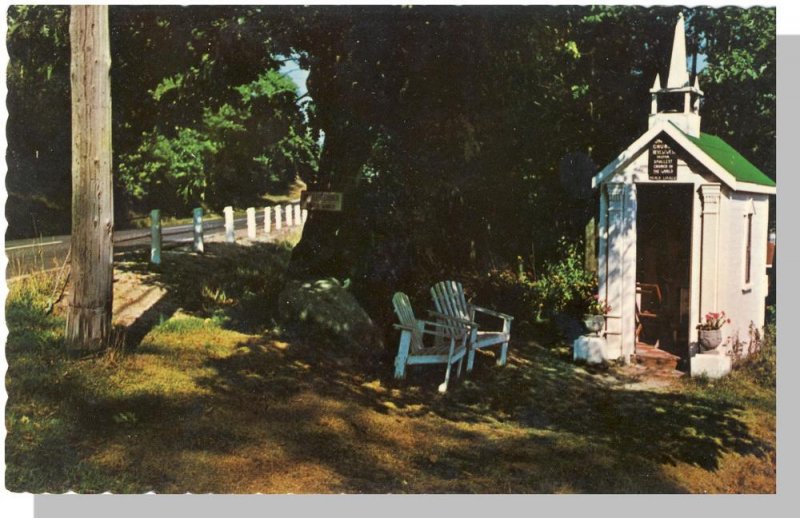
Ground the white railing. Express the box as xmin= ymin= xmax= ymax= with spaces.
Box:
xmin=149 ymin=201 xmax=308 ymax=264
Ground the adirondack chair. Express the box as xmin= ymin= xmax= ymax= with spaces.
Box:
xmin=392 ymin=292 xmax=468 ymax=393
xmin=430 ymin=280 xmax=513 ymax=372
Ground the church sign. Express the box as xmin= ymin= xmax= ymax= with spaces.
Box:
xmin=301 ymin=190 xmax=344 ymax=211
xmin=648 ymin=138 xmax=678 ymax=180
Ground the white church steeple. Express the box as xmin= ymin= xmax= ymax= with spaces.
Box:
xmin=666 ymin=12 xmax=690 ymax=88
xmin=648 ymin=12 xmax=703 ymax=136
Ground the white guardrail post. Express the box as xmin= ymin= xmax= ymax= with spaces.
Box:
xmin=264 ymin=206 xmax=271 ymax=234
xmin=285 ymin=203 xmax=293 ymax=226
xmin=247 ymin=207 xmax=256 ymax=240
xmin=275 ymin=205 xmax=282 ymax=230
xmin=224 ymin=206 xmax=235 ymax=243
xmin=193 ymin=207 xmax=204 ymax=253
xmin=150 ymin=209 xmax=161 ymax=264
xmin=294 ymin=203 xmax=301 ymax=226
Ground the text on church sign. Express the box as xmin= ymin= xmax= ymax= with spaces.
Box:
xmin=648 ymin=138 xmax=678 ymax=180
xmin=301 ymin=190 xmax=344 ymax=211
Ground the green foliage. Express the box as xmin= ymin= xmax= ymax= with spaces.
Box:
xmin=109 ymin=7 xmax=319 ymax=214
xmin=276 ymin=5 xmax=774 ymax=327
xmin=6 ymin=5 xmax=71 ymax=238
xmin=6 ymin=5 xmax=319 ymax=235
xmin=457 ymin=240 xmax=598 ymax=331
xmin=532 ymin=239 xmax=597 ymax=318
xmin=692 ymin=7 xmax=776 ymax=188
xmin=118 ymin=65 xmax=318 ymax=215
xmin=735 ymin=307 xmax=776 ymax=390
xmin=6 ymin=5 xmax=775 ymax=333
xmin=459 ymin=263 xmax=537 ymax=328
xmin=119 ymin=126 xmax=216 ymax=205
xmin=5 ymin=275 xmax=65 ymax=358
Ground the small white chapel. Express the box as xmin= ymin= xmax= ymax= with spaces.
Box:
xmin=591 ymin=13 xmax=775 ymax=376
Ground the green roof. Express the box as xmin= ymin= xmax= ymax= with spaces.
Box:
xmin=670 ymin=123 xmax=775 ymax=187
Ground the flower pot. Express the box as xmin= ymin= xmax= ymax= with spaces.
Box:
xmin=698 ymin=329 xmax=722 ymax=351
xmin=583 ymin=314 xmax=605 ymax=336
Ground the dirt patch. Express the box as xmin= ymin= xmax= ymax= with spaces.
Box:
xmin=112 ymin=269 xmax=168 ymax=328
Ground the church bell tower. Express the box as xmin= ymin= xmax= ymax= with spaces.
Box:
xmin=648 ymin=13 xmax=703 ymax=137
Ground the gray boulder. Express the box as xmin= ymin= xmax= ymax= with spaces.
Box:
xmin=278 ymin=278 xmax=384 ymax=354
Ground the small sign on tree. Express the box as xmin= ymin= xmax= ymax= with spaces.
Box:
xmin=649 ymin=138 xmax=678 ymax=180
xmin=301 ymin=190 xmax=344 ymax=211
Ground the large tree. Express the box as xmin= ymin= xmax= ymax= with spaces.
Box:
xmin=6 ymin=5 xmax=318 ymax=236
xmin=266 ymin=5 xmax=774 ymax=326
xmin=111 ymin=6 xmax=319 ymax=215
xmin=8 ymin=6 xmax=774 ymax=329
xmin=65 ymin=5 xmax=114 ymax=351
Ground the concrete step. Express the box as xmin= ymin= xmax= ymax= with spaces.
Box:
xmin=632 ymin=342 xmax=681 ymax=371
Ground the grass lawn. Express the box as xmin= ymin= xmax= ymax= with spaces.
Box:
xmin=5 ymin=238 xmax=776 ymax=493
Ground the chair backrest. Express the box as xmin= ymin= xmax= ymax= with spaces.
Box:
xmin=392 ymin=292 xmax=424 ymax=353
xmin=392 ymin=292 xmax=416 ymax=327
xmin=636 ymin=282 xmax=662 ymax=314
xmin=431 ymin=280 xmax=471 ymax=335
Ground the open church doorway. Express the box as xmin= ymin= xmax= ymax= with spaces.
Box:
xmin=635 ymin=184 xmax=694 ymax=360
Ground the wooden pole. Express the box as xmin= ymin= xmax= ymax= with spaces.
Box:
xmin=150 ymin=209 xmax=161 ymax=264
xmin=247 ymin=207 xmax=256 ymax=240
xmin=193 ymin=207 xmax=204 ymax=253
xmin=224 ymin=206 xmax=235 ymax=243
xmin=65 ymin=5 xmax=113 ymax=351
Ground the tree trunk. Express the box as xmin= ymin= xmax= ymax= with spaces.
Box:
xmin=286 ymin=75 xmax=375 ymax=282
xmin=65 ymin=5 xmax=114 ymax=351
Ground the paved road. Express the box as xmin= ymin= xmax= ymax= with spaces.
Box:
xmin=5 ymin=211 xmax=300 ymax=279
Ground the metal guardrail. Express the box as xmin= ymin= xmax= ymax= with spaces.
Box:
xmin=5 ymin=199 xmax=306 ymax=278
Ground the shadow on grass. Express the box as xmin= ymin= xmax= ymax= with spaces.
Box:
xmin=186 ymin=330 xmax=768 ymax=492
xmin=115 ymin=241 xmax=293 ymax=337
xmin=114 ymin=243 xmax=770 ymax=489
xmin=6 ymin=242 xmax=774 ymax=493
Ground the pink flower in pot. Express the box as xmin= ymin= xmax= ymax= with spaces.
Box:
xmin=696 ymin=311 xmax=730 ymax=351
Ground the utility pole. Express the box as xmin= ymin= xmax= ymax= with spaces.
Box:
xmin=65 ymin=5 xmax=114 ymax=351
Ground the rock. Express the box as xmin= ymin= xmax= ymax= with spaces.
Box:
xmin=278 ymin=278 xmax=385 ymax=354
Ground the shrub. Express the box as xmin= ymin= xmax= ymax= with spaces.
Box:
xmin=735 ymin=307 xmax=776 ymax=389
xmin=532 ymin=238 xmax=596 ymax=319
xmin=469 ymin=261 xmax=537 ymax=323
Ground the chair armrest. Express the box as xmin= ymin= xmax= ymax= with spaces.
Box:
xmin=420 ymin=319 xmax=464 ymax=330
xmin=393 ymin=323 xmax=416 ymax=332
xmin=394 ymin=320 xmax=465 ymax=338
xmin=426 ymin=310 xmax=479 ymax=328
xmin=471 ymin=305 xmax=514 ymax=321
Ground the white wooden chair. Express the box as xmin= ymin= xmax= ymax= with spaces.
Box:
xmin=392 ymin=292 xmax=468 ymax=393
xmin=430 ymin=280 xmax=513 ymax=372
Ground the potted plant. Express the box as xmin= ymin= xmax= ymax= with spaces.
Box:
xmin=696 ymin=311 xmax=731 ymax=351
xmin=583 ymin=295 xmax=611 ymax=336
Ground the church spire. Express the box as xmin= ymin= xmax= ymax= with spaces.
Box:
xmin=647 ymin=12 xmax=702 ymax=136
xmin=666 ymin=12 xmax=690 ymax=87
